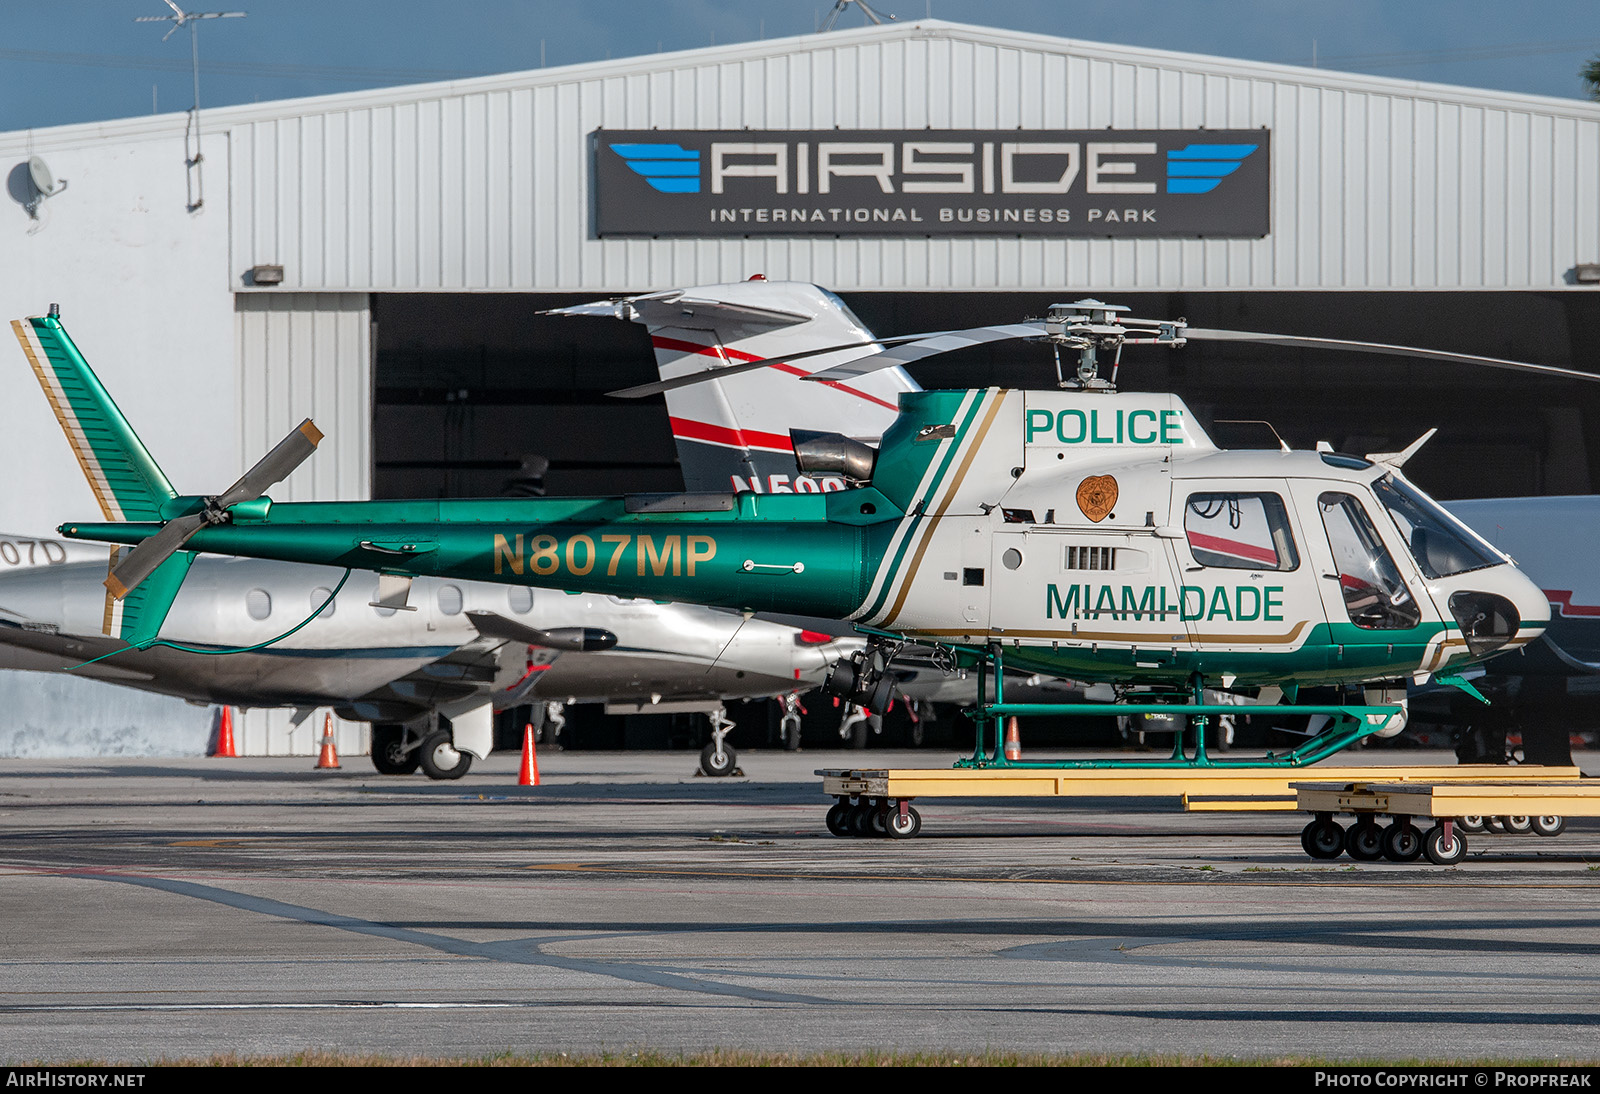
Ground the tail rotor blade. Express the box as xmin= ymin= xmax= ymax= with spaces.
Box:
xmin=104 ymin=513 xmax=205 ymax=598
xmin=1184 ymin=329 xmax=1600 ymax=383
xmin=214 ymin=419 xmax=324 ymax=509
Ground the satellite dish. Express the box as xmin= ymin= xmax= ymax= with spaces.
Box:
xmin=27 ymin=156 xmax=65 ymax=198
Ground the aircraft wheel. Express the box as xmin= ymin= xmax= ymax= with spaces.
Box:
xmin=1423 ymin=824 xmax=1467 ymax=865
xmin=1301 ymin=818 xmax=1345 ymax=859
xmin=825 ymin=801 xmax=852 ymax=838
xmin=418 ymin=729 xmax=471 ymax=780
xmin=1533 ymin=815 xmax=1567 ymax=838
xmin=1484 ymin=816 xmax=1507 ymax=833
xmin=782 ymin=716 xmax=802 ymax=752
xmin=1381 ymin=822 xmax=1424 ymax=863
xmin=699 ymin=742 xmax=737 ymax=777
xmin=369 ymin=724 xmax=419 ymax=775
xmin=1504 ymin=815 xmax=1534 ymax=834
xmin=887 ymin=806 xmax=922 ymax=840
xmin=1346 ymin=820 xmax=1386 ymax=861
xmin=1458 ymin=815 xmax=1487 ymax=834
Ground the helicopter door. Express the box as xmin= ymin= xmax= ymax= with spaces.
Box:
xmin=989 ymin=524 xmax=1192 ymax=665
xmin=1287 ymin=483 xmax=1444 ymax=676
xmin=1171 ymin=485 xmax=1323 ymax=663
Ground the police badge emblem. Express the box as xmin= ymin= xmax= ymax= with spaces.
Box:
xmin=1076 ymin=475 xmax=1118 ymax=522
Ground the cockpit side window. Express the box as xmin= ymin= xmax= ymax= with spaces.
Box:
xmin=1372 ymin=475 xmax=1502 ymax=580
xmin=1184 ymin=492 xmax=1299 ymax=571
xmin=1318 ymin=492 xmax=1423 ymax=630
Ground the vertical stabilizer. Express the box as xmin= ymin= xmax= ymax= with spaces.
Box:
xmin=11 ymin=313 xmax=177 ymax=523
xmin=13 ymin=311 xmax=188 ymax=640
xmin=551 ymin=281 xmax=915 ymax=493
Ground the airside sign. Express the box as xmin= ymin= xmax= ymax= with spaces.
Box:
xmin=593 ymin=129 xmax=1269 ymax=238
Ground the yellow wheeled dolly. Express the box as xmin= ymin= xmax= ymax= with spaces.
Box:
xmin=1292 ymin=780 xmax=1600 ymax=865
xmin=815 ymin=764 xmax=1583 ymax=840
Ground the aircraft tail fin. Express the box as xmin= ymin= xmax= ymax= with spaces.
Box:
xmin=550 ymin=281 xmax=916 ymax=493
xmin=11 ymin=311 xmax=178 ymax=523
xmin=104 ymin=546 xmax=194 ymax=645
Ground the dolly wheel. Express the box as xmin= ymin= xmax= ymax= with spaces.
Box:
xmin=825 ymin=801 xmax=852 ymax=838
xmin=1381 ymin=822 xmax=1423 ymax=862
xmin=1301 ymin=818 xmax=1345 ymax=859
xmin=1423 ymin=824 xmax=1467 ymax=866
xmin=1533 ymin=815 xmax=1567 ymax=838
xmin=1346 ymin=820 xmax=1385 ymax=861
xmin=887 ymin=806 xmax=922 ymax=840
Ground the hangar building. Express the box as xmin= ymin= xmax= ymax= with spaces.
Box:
xmin=2 ymin=19 xmax=1597 ymax=754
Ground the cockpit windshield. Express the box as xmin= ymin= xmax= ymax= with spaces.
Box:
xmin=1372 ymin=475 xmax=1502 ymax=580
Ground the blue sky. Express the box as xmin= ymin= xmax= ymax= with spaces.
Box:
xmin=4 ymin=1 xmax=1599 ymax=132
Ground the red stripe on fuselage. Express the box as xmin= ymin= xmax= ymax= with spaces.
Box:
xmin=650 ymin=335 xmax=899 ymax=411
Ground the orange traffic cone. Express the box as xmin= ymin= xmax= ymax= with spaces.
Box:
xmin=1003 ymin=716 xmax=1022 ymax=761
xmin=315 ymin=713 xmax=341 ymax=769
xmin=211 ymin=706 xmax=237 ymax=758
xmin=519 ymin=722 xmax=540 ymax=786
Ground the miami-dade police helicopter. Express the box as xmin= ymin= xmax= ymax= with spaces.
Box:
xmin=18 ymin=299 xmax=1586 ymax=792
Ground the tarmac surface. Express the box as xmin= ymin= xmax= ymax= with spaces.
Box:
xmin=3 ymin=747 xmax=1600 ymax=1063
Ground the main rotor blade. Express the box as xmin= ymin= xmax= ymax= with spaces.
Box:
xmin=804 ymin=323 xmax=1047 ymax=381
xmin=104 ymin=513 xmax=205 ymax=598
xmin=214 ymin=419 xmax=324 ymax=509
xmin=1184 ymin=329 xmax=1600 ymax=383
xmin=606 ymin=334 xmax=942 ymax=399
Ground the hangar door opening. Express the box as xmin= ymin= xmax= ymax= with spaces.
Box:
xmin=371 ymin=294 xmax=678 ymax=500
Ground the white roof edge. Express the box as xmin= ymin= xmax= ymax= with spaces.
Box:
xmin=3 ymin=18 xmax=1598 ymax=151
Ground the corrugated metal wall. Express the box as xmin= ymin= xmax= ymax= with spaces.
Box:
xmin=225 ymin=22 xmax=1600 ymax=294
xmin=234 ymin=293 xmax=372 ymax=502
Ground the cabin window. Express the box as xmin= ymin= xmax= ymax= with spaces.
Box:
xmin=508 ymin=586 xmax=534 ymax=614
xmin=1318 ymin=492 xmax=1422 ymax=631
xmin=245 ymin=589 xmax=272 ymax=621
xmin=437 ymin=585 xmax=464 ymax=616
xmin=1372 ymin=474 xmax=1501 ymax=579
xmin=1184 ymin=493 xmax=1299 ymax=571
xmin=310 ymin=587 xmax=336 ymax=620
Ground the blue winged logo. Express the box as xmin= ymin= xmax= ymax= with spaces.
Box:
xmin=1166 ymin=144 xmax=1259 ymax=195
xmin=611 ymin=143 xmax=701 ymax=194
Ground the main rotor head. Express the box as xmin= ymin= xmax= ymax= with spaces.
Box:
xmin=1039 ymin=300 xmax=1187 ymax=390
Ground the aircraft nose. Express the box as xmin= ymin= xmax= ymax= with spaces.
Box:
xmin=1444 ymin=567 xmax=1549 ymax=659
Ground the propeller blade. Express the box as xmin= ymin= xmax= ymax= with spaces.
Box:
xmin=213 ymin=419 xmax=324 ymax=509
xmin=606 ymin=334 xmax=942 ymax=399
xmin=104 ymin=513 xmax=205 ymax=599
xmin=1184 ymin=329 xmax=1600 ymax=383
xmin=803 ymin=323 xmax=1047 ymax=381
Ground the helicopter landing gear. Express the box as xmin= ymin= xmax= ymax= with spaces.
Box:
xmin=838 ymin=704 xmax=881 ymax=748
xmin=824 ymin=796 xmax=921 ymax=839
xmin=698 ymin=707 xmax=740 ymax=777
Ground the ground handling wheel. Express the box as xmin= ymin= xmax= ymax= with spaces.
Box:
xmin=848 ymin=801 xmax=875 ymax=837
xmin=1381 ymin=821 xmax=1424 ymax=862
xmin=1504 ymin=815 xmax=1534 ymax=834
xmin=825 ymin=801 xmax=852 ymax=838
xmin=1300 ymin=816 xmax=1346 ymax=860
xmin=1423 ymin=824 xmax=1468 ymax=865
xmin=1458 ymin=816 xmax=1487 ymax=834
xmin=1533 ymin=815 xmax=1567 ymax=838
xmin=886 ymin=805 xmax=922 ymax=840
xmin=1346 ymin=819 xmax=1386 ymax=861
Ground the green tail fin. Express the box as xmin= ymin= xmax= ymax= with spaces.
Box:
xmin=103 ymin=548 xmax=195 ymax=647
xmin=11 ymin=312 xmax=177 ymax=523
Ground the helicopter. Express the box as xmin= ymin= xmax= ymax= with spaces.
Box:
xmin=16 ymin=298 xmax=1587 ymax=772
